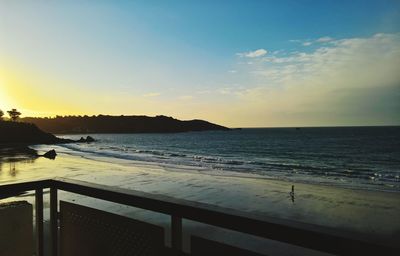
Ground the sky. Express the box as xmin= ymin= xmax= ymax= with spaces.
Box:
xmin=1 ymin=0 xmax=399 ymax=127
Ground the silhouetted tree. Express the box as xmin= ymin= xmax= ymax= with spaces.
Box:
xmin=7 ymin=108 xmax=21 ymax=122
xmin=0 ymin=109 xmax=4 ymax=120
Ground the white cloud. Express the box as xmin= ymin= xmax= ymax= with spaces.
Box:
xmin=237 ymin=49 xmax=268 ymax=58
xmin=228 ymin=70 xmax=237 ymax=73
xmin=316 ymin=36 xmax=334 ymax=43
xmin=143 ymin=92 xmax=161 ymax=97
xmin=230 ymin=33 xmax=400 ymax=126
xmin=196 ymin=90 xmax=212 ymax=94
xmin=272 ymin=50 xmax=283 ymax=55
xmin=290 ymin=36 xmax=334 ymax=46
xmin=178 ymin=95 xmax=193 ymax=100
xmin=218 ymin=87 xmax=234 ymax=95
xmin=254 ymin=33 xmax=400 ymax=85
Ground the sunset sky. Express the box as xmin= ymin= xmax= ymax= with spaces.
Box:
xmin=1 ymin=0 xmax=399 ymax=127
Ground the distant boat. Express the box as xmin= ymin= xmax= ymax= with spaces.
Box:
xmin=295 ymin=127 xmax=301 ymax=130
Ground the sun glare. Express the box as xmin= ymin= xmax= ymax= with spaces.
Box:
xmin=0 ymin=86 xmax=13 ymax=111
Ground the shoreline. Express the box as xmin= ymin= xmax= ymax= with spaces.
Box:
xmin=40 ymin=143 xmax=400 ymax=194
xmin=2 ymin=144 xmax=400 ymax=199
xmin=50 ymin=130 xmax=400 ymax=193
xmin=2 ymin=144 xmax=399 ymax=200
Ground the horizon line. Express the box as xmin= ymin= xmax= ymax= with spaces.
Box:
xmin=16 ymin=115 xmax=400 ymax=129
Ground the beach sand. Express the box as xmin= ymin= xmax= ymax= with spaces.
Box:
xmin=0 ymin=147 xmax=399 ymax=255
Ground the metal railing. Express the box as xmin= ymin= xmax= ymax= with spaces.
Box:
xmin=0 ymin=178 xmax=396 ymax=256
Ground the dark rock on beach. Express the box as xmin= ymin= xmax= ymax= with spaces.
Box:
xmin=0 ymin=147 xmax=58 ymax=162
xmin=0 ymin=146 xmax=39 ymax=160
xmin=42 ymin=149 xmax=57 ymax=159
xmin=0 ymin=121 xmax=96 ymax=162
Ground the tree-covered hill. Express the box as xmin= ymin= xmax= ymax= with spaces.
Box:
xmin=22 ymin=115 xmax=230 ymax=134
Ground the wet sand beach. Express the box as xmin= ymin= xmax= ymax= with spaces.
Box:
xmin=1 ymin=146 xmax=399 ymax=255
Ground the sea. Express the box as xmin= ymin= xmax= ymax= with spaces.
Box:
xmin=55 ymin=126 xmax=400 ymax=192
xmin=2 ymin=126 xmax=399 ymax=254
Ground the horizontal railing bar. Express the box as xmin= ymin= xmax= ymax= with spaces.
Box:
xmin=0 ymin=178 xmax=396 ymax=255
xmin=51 ymin=178 xmax=396 ymax=255
xmin=0 ymin=179 xmax=52 ymax=196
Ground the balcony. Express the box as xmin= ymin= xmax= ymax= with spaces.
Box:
xmin=0 ymin=178 xmax=396 ymax=256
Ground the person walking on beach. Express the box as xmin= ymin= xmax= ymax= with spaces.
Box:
xmin=290 ymin=185 xmax=295 ymax=203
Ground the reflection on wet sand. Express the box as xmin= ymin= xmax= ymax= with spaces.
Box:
xmin=9 ymin=162 xmax=17 ymax=177
xmin=0 ymin=147 xmax=38 ymax=179
xmin=0 ymin=146 xmax=58 ymax=180
xmin=0 ymin=159 xmax=36 ymax=178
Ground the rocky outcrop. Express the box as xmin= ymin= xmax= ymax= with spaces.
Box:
xmin=42 ymin=149 xmax=57 ymax=159
xmin=0 ymin=121 xmax=73 ymax=145
xmin=0 ymin=146 xmax=39 ymax=159
xmin=77 ymin=136 xmax=95 ymax=143
xmin=0 ymin=122 xmax=96 ymax=162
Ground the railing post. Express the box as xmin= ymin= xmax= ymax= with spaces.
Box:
xmin=35 ymin=189 xmax=44 ymax=256
xmin=50 ymin=187 xmax=58 ymax=256
xmin=171 ymin=215 xmax=182 ymax=252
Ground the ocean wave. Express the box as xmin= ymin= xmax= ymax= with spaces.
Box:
xmin=51 ymin=128 xmax=400 ymax=192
